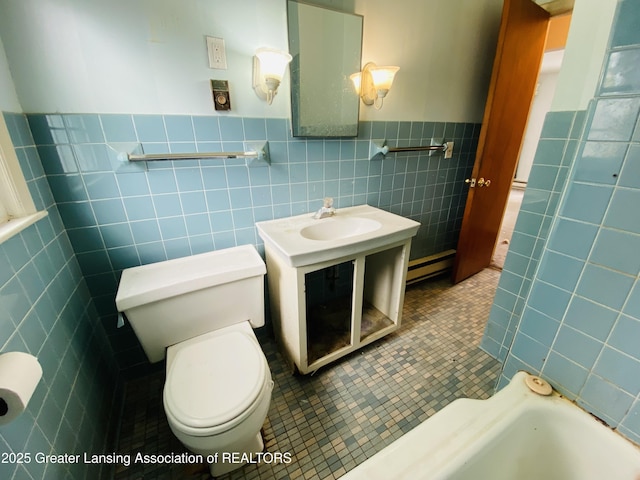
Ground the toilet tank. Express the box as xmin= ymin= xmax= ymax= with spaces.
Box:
xmin=115 ymin=245 xmax=266 ymax=363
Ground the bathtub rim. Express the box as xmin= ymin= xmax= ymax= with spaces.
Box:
xmin=339 ymin=371 xmax=640 ymax=480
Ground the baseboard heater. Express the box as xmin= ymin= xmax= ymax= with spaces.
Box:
xmin=406 ymin=249 xmax=456 ymax=285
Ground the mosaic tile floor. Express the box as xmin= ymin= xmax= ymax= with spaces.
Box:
xmin=112 ymin=269 xmax=501 ymax=479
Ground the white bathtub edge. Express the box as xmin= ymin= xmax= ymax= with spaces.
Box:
xmin=339 ymin=371 xmax=640 ymax=480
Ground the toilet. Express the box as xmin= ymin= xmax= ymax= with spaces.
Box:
xmin=115 ymin=244 xmax=273 ymax=476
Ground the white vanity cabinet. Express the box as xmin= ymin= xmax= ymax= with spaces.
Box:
xmin=256 ymin=205 xmax=419 ymax=375
xmin=265 ymin=240 xmax=413 ymax=374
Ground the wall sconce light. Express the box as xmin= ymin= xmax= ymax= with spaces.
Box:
xmin=350 ymin=62 xmax=400 ymax=110
xmin=252 ymin=47 xmax=293 ymax=105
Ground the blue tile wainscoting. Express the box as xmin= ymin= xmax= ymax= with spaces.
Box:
xmin=482 ymin=0 xmax=640 ymax=445
xmin=0 ymin=113 xmax=120 ymax=479
xmin=24 ymin=113 xmax=480 ymax=374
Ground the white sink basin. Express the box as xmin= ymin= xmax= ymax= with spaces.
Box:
xmin=299 ymin=216 xmax=382 ymax=241
xmin=256 ymin=205 xmax=420 ymax=267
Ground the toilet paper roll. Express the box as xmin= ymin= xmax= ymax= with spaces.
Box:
xmin=0 ymin=352 xmax=43 ymax=426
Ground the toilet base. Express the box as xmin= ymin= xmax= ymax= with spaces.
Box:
xmin=208 ymin=432 xmax=264 ymax=477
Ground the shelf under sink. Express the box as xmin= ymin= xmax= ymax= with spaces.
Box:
xmin=307 ymin=298 xmax=394 ymax=365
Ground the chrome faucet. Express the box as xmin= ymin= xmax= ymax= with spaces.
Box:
xmin=313 ymin=197 xmax=336 ymax=219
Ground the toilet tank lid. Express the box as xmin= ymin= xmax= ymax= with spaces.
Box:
xmin=115 ymin=245 xmax=266 ymax=311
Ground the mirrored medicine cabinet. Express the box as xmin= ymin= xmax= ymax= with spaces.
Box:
xmin=287 ymin=0 xmax=363 ymax=137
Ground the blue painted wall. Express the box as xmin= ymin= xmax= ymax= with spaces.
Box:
xmin=27 ymin=113 xmax=479 ymax=373
xmin=0 ymin=113 xmax=119 ymax=479
xmin=483 ymin=0 xmax=640 ymax=444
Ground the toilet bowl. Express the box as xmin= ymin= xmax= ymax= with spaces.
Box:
xmin=115 ymin=245 xmax=272 ymax=476
xmin=164 ymin=323 xmax=273 ymax=476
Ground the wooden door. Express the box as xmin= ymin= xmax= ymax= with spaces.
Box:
xmin=451 ymin=0 xmax=549 ymax=283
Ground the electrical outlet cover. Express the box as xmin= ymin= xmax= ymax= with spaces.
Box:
xmin=206 ymin=36 xmax=227 ymax=70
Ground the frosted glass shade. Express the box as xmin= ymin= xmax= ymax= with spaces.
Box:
xmin=370 ymin=66 xmax=400 ymax=92
xmin=255 ymin=48 xmax=292 ymax=81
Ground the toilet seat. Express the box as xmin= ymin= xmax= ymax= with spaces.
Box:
xmin=164 ymin=329 xmax=268 ymax=435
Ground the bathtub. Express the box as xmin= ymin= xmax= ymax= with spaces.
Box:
xmin=341 ymin=371 xmax=640 ymax=480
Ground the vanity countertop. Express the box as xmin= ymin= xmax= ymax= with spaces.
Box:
xmin=256 ymin=204 xmax=420 ymax=267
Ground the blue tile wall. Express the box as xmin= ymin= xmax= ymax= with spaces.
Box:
xmin=484 ymin=0 xmax=640 ymax=444
xmin=0 ymin=113 xmax=120 ymax=479
xmin=27 ymin=113 xmax=480 ymax=372
xmin=480 ymin=110 xmax=586 ymax=361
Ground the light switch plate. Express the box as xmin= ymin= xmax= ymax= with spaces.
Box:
xmin=206 ymin=36 xmax=227 ymax=70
